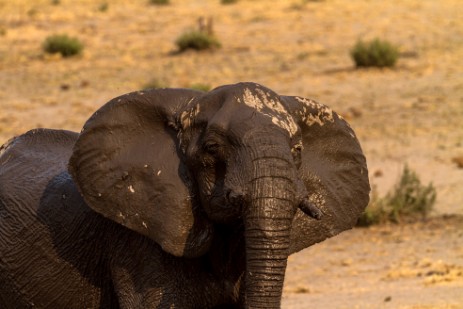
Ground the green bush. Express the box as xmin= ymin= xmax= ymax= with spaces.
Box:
xmin=350 ymin=38 xmax=399 ymax=68
xmin=357 ymin=165 xmax=436 ymax=226
xmin=175 ymin=30 xmax=221 ymax=52
xmin=221 ymin=0 xmax=238 ymax=4
xmin=43 ymin=34 xmax=83 ymax=57
xmin=149 ymin=0 xmax=169 ymax=5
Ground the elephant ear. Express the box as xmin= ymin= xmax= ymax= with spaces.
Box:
xmin=69 ymin=89 xmax=213 ymax=258
xmin=281 ymin=96 xmax=370 ymax=254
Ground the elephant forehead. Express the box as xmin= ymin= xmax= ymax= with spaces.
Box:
xmin=238 ymin=87 xmax=298 ymax=136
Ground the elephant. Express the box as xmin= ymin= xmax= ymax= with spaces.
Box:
xmin=0 ymin=82 xmax=370 ymax=308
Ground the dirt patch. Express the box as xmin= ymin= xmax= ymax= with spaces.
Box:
xmin=1 ymin=0 xmax=463 ymax=308
xmin=283 ymin=216 xmax=463 ymax=308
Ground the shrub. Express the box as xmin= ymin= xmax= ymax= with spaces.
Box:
xmin=221 ymin=0 xmax=238 ymax=4
xmin=43 ymin=34 xmax=83 ymax=57
xmin=175 ymin=30 xmax=221 ymax=52
xmin=149 ymin=0 xmax=169 ymax=5
xmin=350 ymin=38 xmax=399 ymax=68
xmin=143 ymin=79 xmax=168 ymax=90
xmin=357 ymin=165 xmax=436 ymax=226
xmin=386 ymin=165 xmax=436 ymax=221
xmin=98 ymin=3 xmax=109 ymax=12
xmin=189 ymin=83 xmax=211 ymax=92
xmin=27 ymin=8 xmax=38 ymax=17
xmin=356 ymin=188 xmax=386 ymax=226
xmin=290 ymin=0 xmax=324 ymax=9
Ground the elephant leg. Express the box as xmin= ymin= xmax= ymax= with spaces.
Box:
xmin=110 ymin=234 xmax=165 ymax=308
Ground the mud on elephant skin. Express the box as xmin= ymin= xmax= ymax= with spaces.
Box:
xmin=0 ymin=82 xmax=370 ymax=308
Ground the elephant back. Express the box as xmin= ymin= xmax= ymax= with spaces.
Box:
xmin=0 ymin=129 xmax=78 ymax=210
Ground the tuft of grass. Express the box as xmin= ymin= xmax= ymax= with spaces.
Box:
xmin=142 ymin=79 xmax=168 ymax=90
xmin=149 ymin=0 xmax=169 ymax=5
xmin=290 ymin=0 xmax=324 ymax=9
xmin=350 ymin=38 xmax=399 ymax=68
xmin=27 ymin=8 xmax=39 ymax=17
xmin=294 ymin=286 xmax=311 ymax=294
xmin=175 ymin=30 xmax=221 ymax=52
xmin=189 ymin=83 xmax=211 ymax=92
xmin=221 ymin=0 xmax=238 ymax=4
xmin=357 ymin=165 xmax=436 ymax=226
xmin=51 ymin=0 xmax=61 ymax=5
xmin=43 ymin=34 xmax=83 ymax=57
xmin=98 ymin=2 xmax=109 ymax=12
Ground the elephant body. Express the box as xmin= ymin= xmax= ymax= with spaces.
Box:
xmin=0 ymin=83 xmax=370 ymax=308
xmin=0 ymin=129 xmax=245 ymax=308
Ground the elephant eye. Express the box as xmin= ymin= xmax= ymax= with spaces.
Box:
xmin=203 ymin=141 xmax=221 ymax=156
xmin=202 ymin=141 xmax=225 ymax=167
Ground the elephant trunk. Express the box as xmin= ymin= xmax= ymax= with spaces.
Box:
xmin=243 ymin=151 xmax=297 ymax=308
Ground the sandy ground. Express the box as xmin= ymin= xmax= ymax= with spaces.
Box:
xmin=1 ymin=0 xmax=462 ymax=308
xmin=283 ymin=216 xmax=463 ymax=308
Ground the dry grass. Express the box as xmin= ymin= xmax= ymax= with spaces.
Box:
xmin=1 ymin=0 xmax=462 ymax=144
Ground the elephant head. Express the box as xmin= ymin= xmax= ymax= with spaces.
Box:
xmin=69 ymin=82 xmax=370 ymax=308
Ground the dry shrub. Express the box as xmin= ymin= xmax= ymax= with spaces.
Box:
xmin=175 ymin=17 xmax=221 ymax=52
xmin=43 ymin=34 xmax=83 ymax=57
xmin=358 ymin=165 xmax=436 ymax=226
xmin=149 ymin=0 xmax=169 ymax=5
xmin=175 ymin=31 xmax=221 ymax=52
xmin=98 ymin=3 xmax=109 ymax=12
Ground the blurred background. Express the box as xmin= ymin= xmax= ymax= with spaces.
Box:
xmin=1 ymin=0 xmax=462 ymax=307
